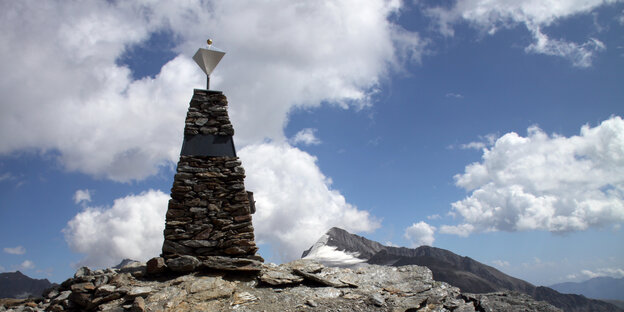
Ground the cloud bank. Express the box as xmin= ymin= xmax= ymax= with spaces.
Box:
xmin=443 ymin=116 xmax=624 ymax=236
xmin=63 ymin=190 xmax=168 ymax=268
xmin=581 ymin=267 xmax=624 ymax=278
xmin=426 ymin=0 xmax=618 ymax=67
xmin=3 ymin=246 xmax=26 ymax=255
xmin=0 ymin=0 xmax=422 ymax=181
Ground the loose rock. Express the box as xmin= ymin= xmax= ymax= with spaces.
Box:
xmin=130 ymin=296 xmax=145 ymax=312
xmin=146 ymin=257 xmax=167 ymax=275
xmin=166 ymin=255 xmax=200 ymax=273
xmin=201 ymin=256 xmax=262 ymax=272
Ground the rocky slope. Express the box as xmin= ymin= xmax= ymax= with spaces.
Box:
xmin=0 ymin=272 xmax=53 ymax=299
xmin=0 ymin=257 xmax=561 ymax=312
xmin=302 ymin=227 xmax=622 ymax=312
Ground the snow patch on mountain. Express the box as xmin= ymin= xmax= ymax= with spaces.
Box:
xmin=302 ymin=234 xmax=367 ymax=267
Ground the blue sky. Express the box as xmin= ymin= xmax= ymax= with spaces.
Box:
xmin=1 ymin=1 xmax=623 ymax=286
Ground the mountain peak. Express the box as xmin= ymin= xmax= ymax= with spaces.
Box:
xmin=301 ymin=227 xmax=384 ymax=266
xmin=0 ymin=271 xmax=53 ymax=299
xmin=302 ymin=227 xmax=623 ymax=312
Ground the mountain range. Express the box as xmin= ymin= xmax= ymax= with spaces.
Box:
xmin=302 ymin=227 xmax=623 ymax=312
xmin=550 ymin=277 xmax=624 ymax=301
xmin=0 ymin=271 xmax=53 ymax=299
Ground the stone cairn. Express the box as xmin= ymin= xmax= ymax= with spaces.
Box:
xmin=160 ymin=89 xmax=262 ymax=271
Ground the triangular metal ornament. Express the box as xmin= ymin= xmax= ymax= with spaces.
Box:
xmin=193 ymin=48 xmax=225 ymax=76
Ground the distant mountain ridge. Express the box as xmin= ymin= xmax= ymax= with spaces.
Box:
xmin=550 ymin=277 xmax=624 ymax=301
xmin=302 ymin=227 xmax=623 ymax=312
xmin=0 ymin=271 xmax=53 ymax=299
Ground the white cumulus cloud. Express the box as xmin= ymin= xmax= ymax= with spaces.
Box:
xmin=239 ymin=143 xmax=380 ymax=261
xmin=492 ymin=259 xmax=510 ymax=267
xmin=19 ymin=260 xmax=35 ymax=270
xmin=63 ymin=190 xmax=169 ymax=268
xmin=459 ymin=134 xmax=498 ymax=151
xmin=3 ymin=246 xmax=26 ymax=255
xmin=445 ymin=93 xmax=464 ymax=99
xmin=426 ymin=0 xmax=618 ymax=67
xmin=525 ymin=28 xmax=606 ymax=68
xmin=0 ymin=0 xmax=423 ymax=182
xmin=0 ymin=173 xmax=13 ymax=182
xmin=445 ymin=116 xmax=624 ymax=236
xmin=460 ymin=141 xmax=487 ymax=150
xmin=291 ymin=128 xmax=322 ymax=146
xmin=439 ymin=223 xmax=475 ymax=237
xmin=73 ymin=189 xmax=92 ymax=205
xmin=427 ymin=214 xmax=441 ymax=220
xmin=581 ymin=267 xmax=624 ymax=278
xmin=404 ymin=221 xmax=436 ymax=247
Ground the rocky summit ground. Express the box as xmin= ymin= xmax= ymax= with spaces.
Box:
xmin=0 ymin=259 xmax=561 ymax=312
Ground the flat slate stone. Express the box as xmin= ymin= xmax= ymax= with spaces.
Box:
xmin=127 ymin=286 xmax=154 ymax=298
xmin=259 ymin=267 xmax=304 ymax=286
xmin=146 ymin=257 xmax=167 ymax=275
xmin=292 ymin=269 xmax=349 ymax=288
xmin=166 ymin=255 xmax=200 ymax=272
xmin=286 ymin=259 xmax=324 ymax=273
xmin=201 ymin=256 xmax=262 ymax=272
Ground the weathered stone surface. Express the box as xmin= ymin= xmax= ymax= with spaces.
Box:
xmin=108 ymin=273 xmax=132 ymax=287
xmin=74 ymin=267 xmax=91 ymax=279
xmin=231 ymin=291 xmax=258 ymax=306
xmin=93 ymin=274 xmax=109 ymax=287
xmin=287 ymin=259 xmax=324 ymax=273
xmin=306 ymin=299 xmax=319 ymax=307
xmin=259 ymin=265 xmax=304 ymax=286
xmin=54 ymin=290 xmax=71 ymax=302
xmin=116 ymin=261 xmax=146 ymax=278
xmin=94 ymin=285 xmax=116 ymax=297
xmin=68 ymin=291 xmax=91 ymax=307
xmin=162 ymin=240 xmax=193 ymax=255
xmin=166 ymin=255 xmax=200 ymax=272
xmin=369 ymin=293 xmax=385 ymax=306
xmin=201 ymin=256 xmax=262 ymax=272
xmin=97 ymin=298 xmax=125 ymax=311
xmin=187 ymin=277 xmax=236 ymax=300
xmin=293 ymin=268 xmax=349 ymax=288
xmin=126 ymin=286 xmax=153 ymax=298
xmin=70 ymin=282 xmax=95 ymax=293
xmin=88 ymin=292 xmax=122 ymax=309
xmin=47 ymin=304 xmax=64 ymax=312
xmin=44 ymin=288 xmax=60 ymax=299
xmin=146 ymin=257 xmax=166 ymax=275
xmin=464 ymin=292 xmax=563 ymax=312
xmin=5 ymin=260 xmax=563 ymax=312
xmin=130 ymin=296 xmax=145 ymax=312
